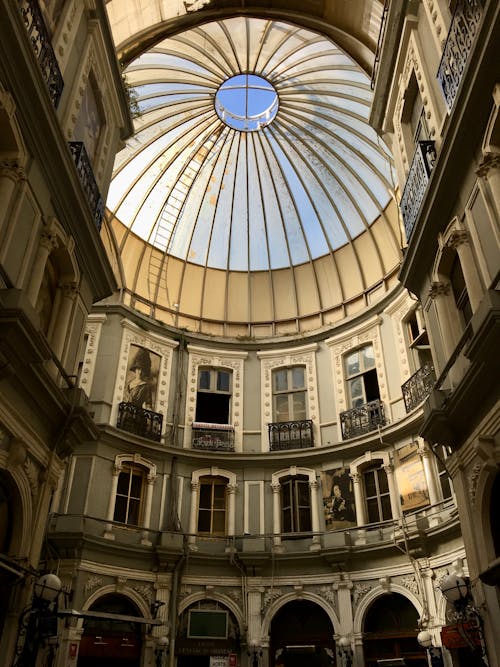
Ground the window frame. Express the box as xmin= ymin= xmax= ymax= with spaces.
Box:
xmin=363 ymin=464 xmax=392 ymax=524
xmin=280 ymin=474 xmax=312 ymax=535
xmin=272 ymin=365 xmax=307 ymax=423
xmin=344 ymin=344 xmax=380 ymax=409
xmin=113 ymin=463 xmax=146 ymax=527
xmin=197 ymin=475 xmax=228 ymax=536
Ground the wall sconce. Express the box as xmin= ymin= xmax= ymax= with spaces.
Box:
xmin=416 ymin=629 xmax=433 ymax=649
xmin=155 ymin=636 xmax=169 ymax=667
xmin=13 ymin=573 xmax=63 ymax=667
xmin=247 ymin=640 xmax=263 ymax=667
xmin=337 ymin=636 xmax=353 ymax=667
xmin=438 ymin=573 xmax=488 ymax=665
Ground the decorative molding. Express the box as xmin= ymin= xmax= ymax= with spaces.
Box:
xmin=400 ymin=575 xmax=419 ymax=596
xmin=84 ymin=574 xmax=103 ymax=594
xmin=352 ymin=583 xmax=372 ymax=609
xmin=468 ymin=461 xmax=482 ymax=505
xmin=79 ymin=314 xmax=106 ymax=395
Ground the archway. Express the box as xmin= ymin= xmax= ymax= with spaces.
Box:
xmin=362 ymin=593 xmax=427 ymax=667
xmin=270 ymin=600 xmax=335 ymax=667
xmin=77 ymin=594 xmax=143 ymax=667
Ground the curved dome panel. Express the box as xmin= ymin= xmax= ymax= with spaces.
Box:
xmin=105 ymin=17 xmax=400 ymax=336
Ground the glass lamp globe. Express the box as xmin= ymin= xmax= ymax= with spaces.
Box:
xmin=157 ymin=636 xmax=169 ymax=648
xmin=417 ymin=630 xmax=433 ymax=648
xmin=34 ymin=573 xmax=62 ymax=602
xmin=439 ymin=573 xmax=468 ymax=603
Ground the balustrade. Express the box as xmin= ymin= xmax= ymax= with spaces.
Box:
xmin=192 ymin=422 xmax=235 ymax=451
xmin=400 ymin=140 xmax=436 ymax=241
xmin=268 ymin=419 xmax=314 ymax=451
xmin=117 ymin=401 xmax=163 ymax=442
xmin=340 ymin=399 xmax=385 ymax=440
xmin=402 ymin=364 xmax=436 ymax=413
xmin=68 ymin=142 xmax=105 ymax=230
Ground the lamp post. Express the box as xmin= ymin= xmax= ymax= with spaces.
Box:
xmin=438 ymin=574 xmax=489 ymax=666
xmin=13 ymin=573 xmax=63 ymax=667
xmin=155 ymin=636 xmax=169 ymax=667
xmin=247 ymin=640 xmax=262 ymax=667
xmin=338 ymin=636 xmax=353 ymax=667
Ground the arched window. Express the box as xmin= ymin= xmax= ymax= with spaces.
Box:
xmin=281 ymin=475 xmax=312 ymax=534
xmin=363 ymin=464 xmax=391 ymax=524
xmin=113 ymin=464 xmax=146 ymax=526
xmin=345 ymin=345 xmax=379 ymax=408
xmin=197 ymin=476 xmax=227 ymax=535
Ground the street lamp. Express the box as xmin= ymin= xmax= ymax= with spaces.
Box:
xmin=13 ymin=573 xmax=63 ymax=667
xmin=438 ymin=574 xmax=489 ymax=665
xmin=247 ymin=640 xmax=262 ymax=667
xmin=155 ymin=635 xmax=169 ymax=667
xmin=338 ymin=636 xmax=353 ymax=667
xmin=416 ymin=629 xmax=433 ymax=649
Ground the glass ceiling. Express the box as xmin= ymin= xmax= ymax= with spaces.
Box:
xmin=107 ymin=17 xmax=395 ymax=273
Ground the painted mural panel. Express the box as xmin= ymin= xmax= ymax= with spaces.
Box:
xmin=395 ymin=442 xmax=429 ymax=512
xmin=123 ymin=344 xmax=161 ymax=410
xmin=321 ymin=467 xmax=356 ymax=530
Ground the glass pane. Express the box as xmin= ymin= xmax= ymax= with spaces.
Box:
xmin=296 ymin=480 xmax=310 ymax=506
xmin=362 ymin=344 xmax=375 ymax=369
xmin=274 ymin=369 xmax=288 ymax=392
xmin=348 ymin=377 xmax=363 ymax=401
xmin=274 ymin=394 xmax=290 ymax=422
xmin=281 ymin=481 xmax=291 ymax=508
xmin=199 ymin=484 xmax=212 ymax=509
xmin=116 ymin=472 xmax=130 ymax=495
xmin=292 ymin=392 xmax=306 ymax=420
xmin=345 ymin=351 xmax=360 ymax=376
xmin=127 ymin=498 xmax=140 ymax=525
xmin=199 ymin=370 xmax=211 ymax=390
xmin=197 ymin=509 xmax=211 ymax=532
xmin=292 ymin=367 xmax=304 ymax=389
xmin=217 ymin=371 xmax=230 ymax=392
xmin=299 ymin=508 xmax=312 ymax=531
xmin=213 ymin=485 xmax=226 ymax=509
xmin=367 ymin=497 xmax=379 ymax=523
xmin=212 ymin=509 xmax=226 ymax=533
xmin=130 ymin=472 xmax=142 ymax=499
xmin=381 ymin=495 xmax=392 ymax=521
xmin=377 ymin=468 xmax=389 ymax=494
xmin=364 ymin=470 xmax=376 ymax=497
xmin=113 ymin=496 xmax=127 ymax=523
xmin=282 ymin=507 xmax=292 ymax=533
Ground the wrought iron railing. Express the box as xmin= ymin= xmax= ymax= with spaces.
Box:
xmin=68 ymin=141 xmax=105 ymax=230
xmin=19 ymin=0 xmax=64 ymax=108
xmin=192 ymin=423 xmax=234 ymax=451
xmin=340 ymin=399 xmax=385 ymax=440
xmin=402 ymin=364 xmax=436 ymax=413
xmin=117 ymin=402 xmax=163 ymax=442
xmin=400 ymin=140 xmax=436 ymax=241
xmin=268 ymin=419 xmax=314 ymax=451
xmin=437 ymin=0 xmax=485 ymax=111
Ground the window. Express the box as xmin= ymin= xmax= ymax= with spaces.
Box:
xmin=281 ymin=475 xmax=312 ymax=534
xmin=435 ymin=445 xmax=453 ymax=501
xmin=450 ymin=254 xmax=472 ymax=325
xmin=195 ymin=368 xmax=232 ymax=424
xmin=363 ymin=465 xmax=391 ymax=523
xmin=197 ymin=476 xmax=227 ymax=534
xmin=272 ymin=366 xmax=306 ymax=422
xmin=345 ymin=345 xmax=379 ymax=408
xmin=113 ymin=465 xmax=145 ymax=526
xmin=405 ymin=308 xmax=433 ymax=371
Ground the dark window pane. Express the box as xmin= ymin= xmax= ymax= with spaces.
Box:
xmin=296 ymin=480 xmax=310 ymax=505
xmin=381 ymin=495 xmax=392 ymax=521
xmin=127 ymin=498 xmax=140 ymax=525
xmin=198 ymin=509 xmax=211 ymax=532
xmin=212 ymin=510 xmax=226 ymax=533
xmin=299 ymin=508 xmax=312 ymax=531
xmin=282 ymin=507 xmax=292 ymax=533
xmin=281 ymin=481 xmax=291 ymax=507
xmin=377 ymin=468 xmax=389 ymax=494
xmin=116 ymin=472 xmax=130 ymax=495
xmin=199 ymin=370 xmax=211 ymax=390
xmin=367 ymin=498 xmax=379 ymax=523
xmin=364 ymin=368 xmax=380 ymax=402
xmin=199 ymin=484 xmax=212 ymax=509
xmin=217 ymin=371 xmax=230 ymax=392
xmin=113 ymin=496 xmax=127 ymax=523
xmin=364 ymin=470 xmax=376 ymax=497
xmin=130 ymin=472 xmax=142 ymax=498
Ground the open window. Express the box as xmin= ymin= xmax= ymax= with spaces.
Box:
xmin=195 ymin=368 xmax=232 ymax=424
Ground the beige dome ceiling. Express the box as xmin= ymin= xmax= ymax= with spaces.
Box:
xmin=102 ymin=11 xmax=402 ymax=338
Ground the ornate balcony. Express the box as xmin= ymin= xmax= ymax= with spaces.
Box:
xmin=268 ymin=419 xmax=314 ymax=451
xmin=68 ymin=142 xmax=105 ymax=230
xmin=402 ymin=364 xmax=436 ymax=413
xmin=192 ymin=422 xmax=234 ymax=451
xmin=19 ymin=0 xmax=64 ymax=108
xmin=117 ymin=402 xmax=163 ymax=442
xmin=400 ymin=140 xmax=436 ymax=241
xmin=437 ymin=0 xmax=485 ymax=111
xmin=340 ymin=399 xmax=385 ymax=440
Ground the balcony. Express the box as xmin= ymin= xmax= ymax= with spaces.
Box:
xmin=117 ymin=402 xmax=163 ymax=442
xmin=19 ymin=0 xmax=64 ymax=108
xmin=68 ymin=142 xmax=105 ymax=231
xmin=268 ymin=419 xmax=314 ymax=451
xmin=400 ymin=140 xmax=436 ymax=241
xmin=340 ymin=399 xmax=385 ymax=440
xmin=437 ymin=0 xmax=485 ymax=111
xmin=192 ymin=422 xmax=234 ymax=452
xmin=402 ymin=364 xmax=436 ymax=413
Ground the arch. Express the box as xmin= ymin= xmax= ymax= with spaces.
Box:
xmin=262 ymin=591 xmax=340 ymax=640
xmin=271 ymin=466 xmax=316 ymax=486
xmin=114 ymin=453 xmax=157 ymax=479
xmin=353 ymin=583 xmax=424 ymax=636
xmin=192 ymin=467 xmax=236 ymax=487
xmin=178 ymin=592 xmax=245 ymax=632
xmin=79 ymin=584 xmax=152 ymax=632
xmin=0 ymin=448 xmax=34 ymax=558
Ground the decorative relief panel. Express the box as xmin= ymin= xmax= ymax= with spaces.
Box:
xmin=79 ymin=314 xmax=106 ymax=397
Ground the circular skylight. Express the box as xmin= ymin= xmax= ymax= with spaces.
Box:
xmin=215 ymin=74 xmax=279 ymax=131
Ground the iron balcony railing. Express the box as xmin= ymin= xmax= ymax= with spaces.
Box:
xmin=19 ymin=0 xmax=64 ymax=108
xmin=340 ymin=399 xmax=385 ymax=440
xmin=68 ymin=141 xmax=105 ymax=230
xmin=192 ymin=422 xmax=235 ymax=451
xmin=400 ymin=140 xmax=436 ymax=241
xmin=437 ymin=0 xmax=485 ymax=111
xmin=117 ymin=402 xmax=163 ymax=442
xmin=268 ymin=419 xmax=314 ymax=451
xmin=402 ymin=364 xmax=436 ymax=413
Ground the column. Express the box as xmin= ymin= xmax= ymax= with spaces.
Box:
xmin=226 ymin=482 xmax=237 ymax=541
xmin=309 ymin=479 xmax=321 ymax=550
xmin=141 ymin=471 xmax=157 ymax=545
xmin=384 ymin=463 xmax=401 ymax=520
xmin=104 ymin=462 xmax=121 ymax=539
xmin=419 ymin=443 xmax=440 ymax=507
xmin=351 ymin=472 xmax=366 ymax=525
xmin=26 ymin=230 xmax=57 ymax=305
xmin=271 ymin=482 xmax=282 ymax=551
xmin=448 ymin=230 xmax=483 ymax=311
xmin=50 ymin=282 xmax=78 ymax=361
xmin=188 ymin=481 xmax=200 ymax=549
xmin=335 ymin=579 xmax=354 ymax=636
xmin=428 ymin=282 xmax=462 ymax=357
xmin=476 ymin=153 xmax=500 ymax=221
xmin=247 ymin=585 xmax=263 ymax=645
xmin=0 ymin=160 xmax=24 ymax=233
